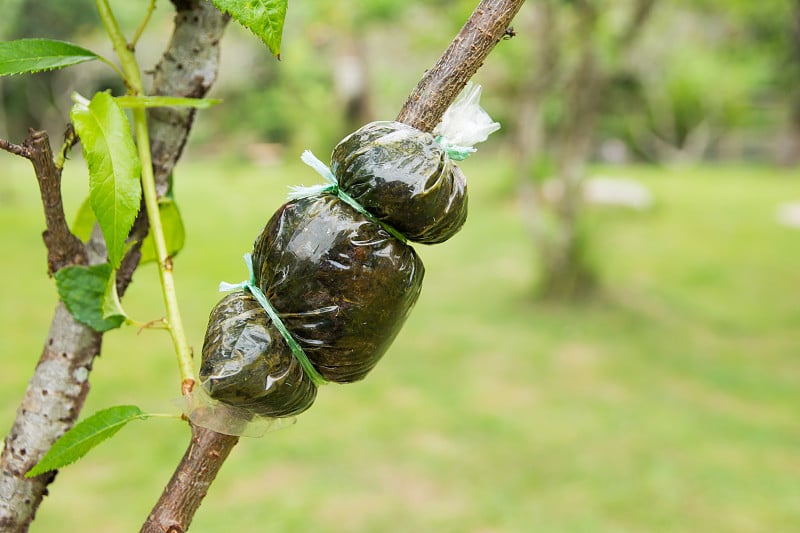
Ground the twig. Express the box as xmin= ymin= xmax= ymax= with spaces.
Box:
xmin=25 ymin=129 xmax=89 ymax=274
xmin=140 ymin=1 xmax=527 ymax=532
xmin=396 ymin=0 xmax=527 ymax=132
xmin=0 ymin=137 xmax=31 ymax=159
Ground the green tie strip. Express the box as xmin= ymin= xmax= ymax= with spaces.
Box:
xmin=292 ymin=150 xmax=408 ymax=244
xmin=219 ymin=253 xmax=328 ymax=388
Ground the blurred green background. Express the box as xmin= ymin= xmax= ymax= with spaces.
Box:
xmin=1 ymin=1 xmax=799 ymax=531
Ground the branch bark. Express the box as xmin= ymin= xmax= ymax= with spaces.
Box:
xmin=140 ymin=1 xmax=526 ymax=531
xmin=27 ymin=129 xmax=88 ymax=274
xmin=396 ymin=0 xmax=527 ymax=132
xmin=0 ymin=129 xmax=96 ymax=533
xmin=140 ymin=427 xmax=238 ymax=533
xmin=0 ymin=138 xmax=31 ymax=159
xmin=0 ymin=2 xmax=228 ymax=531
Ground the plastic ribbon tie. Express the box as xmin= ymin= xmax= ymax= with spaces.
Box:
xmin=434 ymin=136 xmax=476 ymax=161
xmin=291 ymin=150 xmax=408 ymax=244
xmin=219 ymin=253 xmax=328 ymax=387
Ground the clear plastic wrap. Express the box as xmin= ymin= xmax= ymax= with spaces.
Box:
xmin=199 ymin=291 xmax=317 ymax=417
xmin=332 ymin=121 xmax=468 ymax=244
xmin=196 ymin=85 xmax=499 ymax=431
xmin=251 ymin=194 xmax=424 ymax=383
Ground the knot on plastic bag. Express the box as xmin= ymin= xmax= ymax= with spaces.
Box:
xmin=219 ymin=253 xmax=328 ymax=388
xmin=433 ymin=82 xmax=500 ymax=160
xmin=290 ymin=150 xmax=408 ymax=244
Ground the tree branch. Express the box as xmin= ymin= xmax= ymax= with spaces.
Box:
xmin=147 ymin=0 xmax=230 ymax=196
xmin=140 ymin=1 xmax=527 ymax=532
xmin=0 ymin=2 xmax=228 ymax=530
xmin=140 ymin=426 xmax=239 ymax=533
xmin=0 ymin=124 xmax=98 ymax=529
xmin=0 ymin=304 xmax=102 ymax=533
xmin=0 ymin=138 xmax=31 ymax=159
xmin=396 ymin=0 xmax=527 ymax=132
xmin=25 ymin=129 xmax=89 ymax=274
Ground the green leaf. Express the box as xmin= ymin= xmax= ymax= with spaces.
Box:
xmin=211 ymin=0 xmax=287 ymax=58
xmin=0 ymin=38 xmax=99 ymax=76
xmin=72 ymin=195 xmax=97 ymax=242
xmin=140 ymin=198 xmax=186 ymax=264
xmin=26 ymin=406 xmax=144 ymax=477
xmin=71 ymin=91 xmax=142 ymax=269
xmin=102 ymin=270 xmax=128 ymax=321
xmin=115 ymin=95 xmax=222 ymax=109
xmin=55 ymin=264 xmax=125 ymax=332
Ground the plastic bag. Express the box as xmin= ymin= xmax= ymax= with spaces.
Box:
xmin=332 ymin=121 xmax=468 ymax=244
xmin=251 ymin=194 xmax=424 ymax=383
xmin=198 ymin=85 xmax=499 ymax=427
xmin=199 ymin=291 xmax=317 ymax=417
xmin=433 ymin=82 xmax=501 ymax=148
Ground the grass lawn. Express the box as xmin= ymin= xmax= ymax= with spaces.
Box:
xmin=0 ymin=152 xmax=798 ymax=532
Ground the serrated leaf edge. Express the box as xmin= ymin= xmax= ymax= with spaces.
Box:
xmin=0 ymin=38 xmax=99 ymax=76
xmin=26 ymin=406 xmax=145 ymax=478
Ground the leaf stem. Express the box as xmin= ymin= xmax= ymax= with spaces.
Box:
xmin=133 ymin=106 xmax=195 ymax=389
xmin=96 ymin=55 xmax=128 ymax=83
xmin=94 ymin=0 xmax=143 ymax=92
xmin=95 ymin=0 xmax=195 ymax=392
xmin=132 ymin=0 xmax=158 ymax=49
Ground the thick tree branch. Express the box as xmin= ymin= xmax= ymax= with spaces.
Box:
xmin=0 ymin=127 xmax=101 ymax=532
xmin=141 ymin=1 xmax=527 ymax=532
xmin=396 ymin=0 xmax=527 ymax=132
xmin=0 ymin=2 xmax=228 ymax=531
xmin=0 ymin=305 xmax=102 ymax=533
xmin=148 ymin=0 xmax=230 ymax=196
xmin=140 ymin=426 xmax=238 ymax=533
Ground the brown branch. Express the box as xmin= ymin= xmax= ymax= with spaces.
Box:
xmin=140 ymin=426 xmax=239 ymax=533
xmin=0 ymin=127 xmax=97 ymax=532
xmin=140 ymin=1 xmax=527 ymax=532
xmin=0 ymin=138 xmax=31 ymax=159
xmin=396 ymin=0 xmax=527 ymax=132
xmin=25 ymin=130 xmax=89 ymax=274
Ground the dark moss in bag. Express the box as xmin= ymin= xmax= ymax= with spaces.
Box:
xmin=331 ymin=121 xmax=468 ymax=244
xmin=252 ymin=194 xmax=425 ymax=383
xmin=200 ymin=291 xmax=317 ymax=418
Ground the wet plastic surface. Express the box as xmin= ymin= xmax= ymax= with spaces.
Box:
xmin=332 ymin=121 xmax=468 ymax=244
xmin=199 ymin=291 xmax=317 ymax=417
xmin=197 ymin=111 xmax=497 ymax=424
xmin=252 ymin=195 xmax=425 ymax=383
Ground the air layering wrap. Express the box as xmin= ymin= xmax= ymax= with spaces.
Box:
xmin=332 ymin=121 xmax=468 ymax=244
xmin=197 ymin=84 xmax=498 ymax=427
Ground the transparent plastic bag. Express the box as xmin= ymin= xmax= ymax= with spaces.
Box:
xmin=332 ymin=121 xmax=468 ymax=244
xmin=199 ymin=291 xmax=317 ymax=418
xmin=252 ymin=194 xmax=424 ymax=383
xmin=196 ymin=85 xmax=499 ymax=430
xmin=433 ymin=82 xmax=501 ymax=149
xmin=181 ymin=387 xmax=297 ymax=438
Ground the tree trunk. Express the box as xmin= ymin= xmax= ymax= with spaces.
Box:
xmin=522 ymin=0 xmax=659 ymax=299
